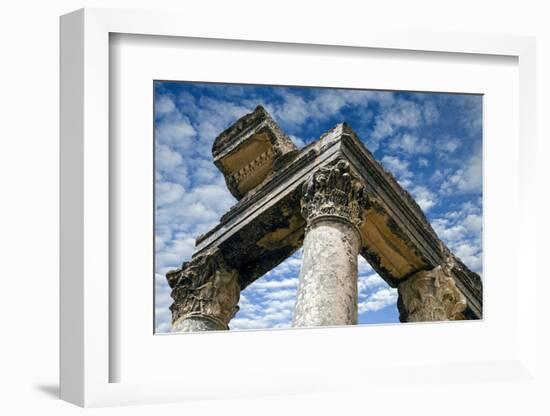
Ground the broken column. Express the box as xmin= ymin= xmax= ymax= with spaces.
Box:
xmin=397 ymin=263 xmax=467 ymax=322
xmin=293 ymin=160 xmax=368 ymax=327
xmin=167 ymin=249 xmax=241 ymax=331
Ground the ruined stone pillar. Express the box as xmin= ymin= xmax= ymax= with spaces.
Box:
xmin=293 ymin=160 xmax=368 ymax=327
xmin=167 ymin=249 xmax=241 ymax=332
xmin=397 ymin=265 xmax=467 ymax=322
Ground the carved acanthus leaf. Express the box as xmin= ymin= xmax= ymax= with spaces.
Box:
xmin=167 ymin=249 xmax=240 ymax=329
xmin=398 ymin=265 xmax=467 ymax=322
xmin=300 ymin=160 xmax=368 ymax=227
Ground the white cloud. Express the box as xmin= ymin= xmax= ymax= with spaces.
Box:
xmin=270 ymin=88 xmax=376 ymax=129
xmin=423 ymin=101 xmax=440 ymax=124
xmin=431 ymin=169 xmax=444 ymax=183
xmin=156 ymin=182 xmax=185 ymax=206
xmin=463 ymin=214 xmax=482 ymax=234
xmin=155 ymin=272 xmax=175 ymax=332
xmin=231 ymin=289 xmax=297 ymax=330
xmin=358 ymin=288 xmax=398 ymax=313
xmin=359 ymin=273 xmax=385 ymax=292
xmin=430 ymin=201 xmax=483 ymax=273
xmin=226 ymin=251 xmax=304 ymax=330
xmin=418 ymin=158 xmax=429 ymax=167
xmin=381 ymin=155 xmax=411 ymax=177
xmin=411 ymin=185 xmax=437 ymax=211
xmin=258 ymin=252 xmax=303 ymax=280
xmin=441 ymin=151 xmax=482 ymax=194
xmin=289 ymin=135 xmax=306 ymax=148
xmin=229 ymin=318 xmax=270 ymax=330
xmin=381 ymin=155 xmax=413 ymax=184
xmin=252 ymin=277 xmax=299 ymax=290
xmin=358 ymin=256 xmax=373 ymax=274
xmin=156 ymin=144 xmax=183 ymax=172
xmin=262 ymin=299 xmax=296 ymax=314
xmin=388 ymin=133 xmax=430 ymax=155
xmin=155 ymin=95 xmax=176 ymax=116
xmin=156 ymin=117 xmax=196 ymax=148
xmin=432 ymin=219 xmax=467 ymax=242
xmin=456 ymin=94 xmax=483 ymax=138
xmin=435 ymin=136 xmax=461 ymax=153
xmin=461 ymin=201 xmax=482 ymax=215
xmin=454 ymin=243 xmax=482 ymax=271
xmin=372 ymin=99 xmax=423 ymax=140
xmin=311 ymin=90 xmax=348 ymax=116
xmin=155 ymin=179 xmax=235 ymax=237
xmin=189 ymin=159 xmax=223 ymax=186
xmin=263 ymin=289 xmax=297 ymax=301
xmin=155 ymin=234 xmax=196 ymax=274
xmin=272 ymin=92 xmax=310 ymax=125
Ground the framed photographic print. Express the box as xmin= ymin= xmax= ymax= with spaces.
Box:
xmin=60 ymin=7 xmax=537 ymax=408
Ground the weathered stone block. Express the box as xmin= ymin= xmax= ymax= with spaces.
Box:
xmin=212 ymin=105 xmax=298 ymax=199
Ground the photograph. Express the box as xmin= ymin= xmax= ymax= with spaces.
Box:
xmin=0 ymin=0 xmax=544 ymax=412
xmin=154 ymin=81 xmax=483 ymax=333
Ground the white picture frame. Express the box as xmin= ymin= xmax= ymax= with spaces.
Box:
xmin=60 ymin=7 xmax=537 ymax=408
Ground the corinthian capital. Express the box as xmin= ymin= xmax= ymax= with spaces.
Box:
xmin=301 ymin=160 xmax=368 ymax=227
xmin=167 ymin=249 xmax=240 ymax=330
xmin=397 ymin=265 xmax=467 ymax=322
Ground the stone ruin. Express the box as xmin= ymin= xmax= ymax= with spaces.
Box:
xmin=166 ymin=106 xmax=482 ymax=331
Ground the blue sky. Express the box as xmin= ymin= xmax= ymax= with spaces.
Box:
xmin=154 ymin=81 xmax=483 ymax=333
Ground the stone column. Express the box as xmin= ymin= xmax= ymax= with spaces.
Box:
xmin=167 ymin=249 xmax=241 ymax=332
xmin=293 ymin=160 xmax=368 ymax=327
xmin=397 ymin=265 xmax=467 ymax=322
